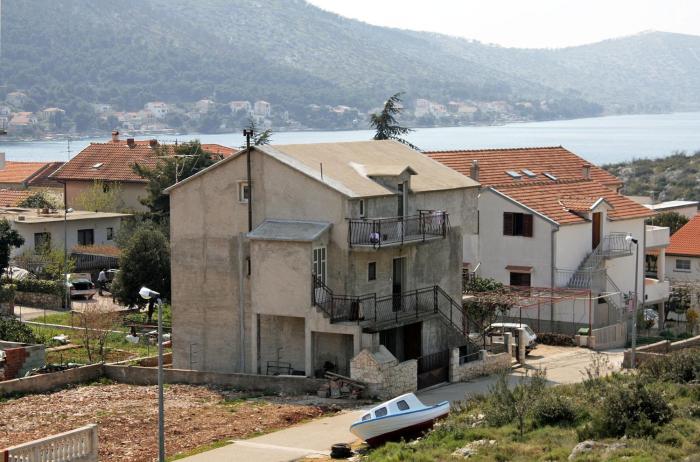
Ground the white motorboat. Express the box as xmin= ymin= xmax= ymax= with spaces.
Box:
xmin=350 ymin=393 xmax=449 ymax=446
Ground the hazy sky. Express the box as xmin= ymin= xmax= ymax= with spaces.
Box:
xmin=307 ymin=0 xmax=700 ymax=48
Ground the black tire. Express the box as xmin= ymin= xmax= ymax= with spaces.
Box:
xmin=330 ymin=443 xmax=352 ymax=459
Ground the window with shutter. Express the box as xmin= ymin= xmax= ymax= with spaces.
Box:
xmin=503 ymin=212 xmax=514 ymax=236
xmin=523 ymin=214 xmax=533 ymax=237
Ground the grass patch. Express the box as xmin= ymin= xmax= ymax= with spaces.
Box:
xmin=167 ymin=439 xmax=232 ymax=461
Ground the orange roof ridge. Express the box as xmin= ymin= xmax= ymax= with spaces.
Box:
xmin=491 ymin=177 xmax=589 ymax=189
xmin=666 ymin=214 xmax=700 ymax=257
xmin=426 ymin=146 xmax=564 ymax=154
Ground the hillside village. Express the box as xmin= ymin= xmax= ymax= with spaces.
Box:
xmin=0 ymin=124 xmax=699 ymax=460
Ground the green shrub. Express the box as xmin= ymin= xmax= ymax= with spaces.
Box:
xmin=532 ymin=394 xmax=578 ymax=427
xmin=536 ymin=333 xmax=576 ymax=347
xmin=13 ymin=278 xmax=64 ymax=296
xmin=639 ymin=349 xmax=700 ymax=384
xmin=582 ymin=378 xmax=673 ymax=439
xmin=0 ymin=316 xmax=42 ymax=344
xmin=0 ymin=284 xmax=15 ymax=302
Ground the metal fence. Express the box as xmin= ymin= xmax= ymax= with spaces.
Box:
xmin=348 ymin=211 xmax=448 ymax=247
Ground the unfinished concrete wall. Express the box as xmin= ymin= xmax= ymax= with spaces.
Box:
xmin=0 ymin=341 xmax=45 ymax=380
xmin=258 ymin=314 xmax=305 ymax=375
xmin=312 ymin=332 xmax=354 ymax=377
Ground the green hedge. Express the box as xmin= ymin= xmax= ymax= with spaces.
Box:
xmin=2 ymin=278 xmax=64 ymax=296
xmin=0 ymin=284 xmax=15 ymax=303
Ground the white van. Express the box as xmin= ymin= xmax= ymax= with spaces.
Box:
xmin=485 ymin=323 xmax=538 ymax=354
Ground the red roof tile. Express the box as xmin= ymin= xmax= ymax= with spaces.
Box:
xmin=50 ymin=140 xmax=236 ymax=183
xmin=0 ymin=162 xmax=56 ymax=185
xmin=25 ymin=162 xmax=65 ymax=188
xmin=426 ymin=146 xmax=623 ymax=189
xmin=0 ymin=189 xmax=32 ymax=207
xmin=493 ymin=179 xmax=653 ymax=225
xmin=666 ymin=214 xmax=700 ymax=257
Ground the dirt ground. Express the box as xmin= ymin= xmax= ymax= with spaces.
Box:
xmin=0 ymin=383 xmax=334 ymax=462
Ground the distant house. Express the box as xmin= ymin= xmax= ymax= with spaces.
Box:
xmin=5 ymin=91 xmax=28 ymax=107
xmin=666 ymin=214 xmax=700 ymax=284
xmin=144 ymin=102 xmax=170 ymax=120
xmin=195 ymin=99 xmax=216 ymax=114
xmin=8 ymin=112 xmax=37 ymax=133
xmin=645 ymin=201 xmax=699 ymax=220
xmin=50 ymin=131 xmax=235 ymax=211
xmin=253 ymin=100 xmax=271 ymax=117
xmin=229 ymin=101 xmax=252 ymax=114
xmin=39 ymin=108 xmax=65 ymax=129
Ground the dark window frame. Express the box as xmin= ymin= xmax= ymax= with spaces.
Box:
xmin=503 ymin=212 xmax=533 ymax=237
xmin=509 ymin=272 xmax=531 ymax=287
xmin=77 ymin=229 xmax=95 ymax=246
xmin=368 ymin=261 xmax=377 ymax=281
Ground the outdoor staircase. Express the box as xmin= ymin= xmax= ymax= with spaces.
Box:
xmin=312 ymin=276 xmax=479 ymax=346
xmin=557 ymin=232 xmax=632 ymax=292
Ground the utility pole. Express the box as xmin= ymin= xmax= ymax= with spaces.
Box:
xmin=626 ymin=235 xmax=640 ymax=368
xmin=243 ymin=129 xmax=253 ymax=232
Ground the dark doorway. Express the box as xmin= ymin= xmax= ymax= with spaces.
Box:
xmin=392 ymin=257 xmax=405 ymax=312
xmin=592 ymin=212 xmax=602 ymax=249
xmin=403 ymin=322 xmax=422 ymax=360
xmin=417 ymin=349 xmax=450 ymax=389
xmin=380 ymin=329 xmax=398 ymax=358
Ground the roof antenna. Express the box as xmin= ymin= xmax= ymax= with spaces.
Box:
xmin=320 ymin=162 xmax=324 ymax=181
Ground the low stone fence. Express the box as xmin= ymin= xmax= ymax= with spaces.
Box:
xmin=449 ymin=348 xmax=512 ymax=383
xmin=0 ymin=364 xmax=102 ymax=397
xmin=0 ymin=340 xmax=46 ymax=380
xmin=350 ymin=346 xmax=417 ymax=400
xmin=2 ymin=424 xmax=98 ymax=462
xmin=14 ymin=291 xmax=63 ymax=310
xmin=623 ymin=334 xmax=700 ymax=368
xmin=103 ymin=365 xmax=324 ymax=394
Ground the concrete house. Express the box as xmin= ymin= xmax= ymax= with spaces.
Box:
xmin=665 ymin=215 xmax=700 ymax=311
xmin=428 ymin=146 xmax=669 ymax=333
xmin=166 ymin=141 xmax=479 ymax=383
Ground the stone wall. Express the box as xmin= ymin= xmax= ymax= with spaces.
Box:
xmin=0 ymin=341 xmax=46 ymax=380
xmin=350 ymin=346 xmax=417 ymax=400
xmin=0 ymin=364 xmax=102 ymax=397
xmin=14 ymin=291 xmax=63 ymax=310
xmin=623 ymin=334 xmax=700 ymax=368
xmin=449 ymin=348 xmax=512 ymax=383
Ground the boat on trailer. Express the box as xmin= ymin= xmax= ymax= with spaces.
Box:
xmin=350 ymin=393 xmax=450 ymax=446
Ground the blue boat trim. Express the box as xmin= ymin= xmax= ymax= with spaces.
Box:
xmin=350 ymin=401 xmax=449 ymax=429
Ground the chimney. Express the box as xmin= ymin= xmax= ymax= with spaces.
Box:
xmin=582 ymin=163 xmax=591 ymax=180
xmin=0 ymin=152 xmax=5 ymax=170
xmin=470 ymin=159 xmax=480 ymax=182
xmin=127 ymin=138 xmax=135 ymax=148
xmin=149 ymin=139 xmax=158 ymax=148
xmin=111 ymin=130 xmax=120 ymax=143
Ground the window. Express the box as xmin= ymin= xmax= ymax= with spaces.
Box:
xmin=238 ymin=182 xmax=250 ymax=203
xmin=106 ymin=227 xmax=114 ymax=240
xmin=102 ymin=182 xmax=111 ymax=193
xmin=359 ymin=199 xmax=365 ymax=218
xmin=522 ymin=169 xmax=536 ymax=178
xmin=676 ymin=259 xmax=691 ymax=272
xmin=374 ymin=407 xmax=388 ymax=418
xmin=368 ymin=262 xmax=377 ymax=281
xmin=396 ymin=400 xmax=410 ymax=411
xmin=506 ymin=170 xmax=522 ymax=179
xmin=503 ymin=212 xmax=533 ymax=237
xmin=510 ymin=272 xmax=531 ymax=287
xmin=313 ymin=247 xmax=327 ymax=283
xmin=543 ymin=172 xmax=558 ymax=181
xmin=77 ymin=229 xmax=94 ymax=246
xmin=361 ymin=413 xmax=371 ymax=421
xmin=397 ymin=183 xmax=405 ymax=217
xmin=33 ymin=232 xmax=51 ymax=252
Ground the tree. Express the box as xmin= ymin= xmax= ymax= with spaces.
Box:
xmin=647 ymin=212 xmax=689 ymax=235
xmin=75 ymin=298 xmax=120 ymax=363
xmin=241 ymin=118 xmax=272 ymax=146
xmin=0 ymin=219 xmax=25 ymax=272
xmin=74 ymin=180 xmax=125 ymax=212
xmin=370 ymin=92 xmax=418 ymax=149
xmin=113 ymin=227 xmax=170 ymax=323
xmin=463 ymin=276 xmax=515 ymax=347
xmin=133 ymin=141 xmax=216 ymax=219
xmin=17 ymin=190 xmax=59 ymax=209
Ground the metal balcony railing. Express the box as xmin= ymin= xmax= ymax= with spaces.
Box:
xmin=348 ymin=211 xmax=448 ymax=248
xmin=312 ymin=276 xmax=476 ymax=336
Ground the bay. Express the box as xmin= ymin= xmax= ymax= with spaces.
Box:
xmin=1 ymin=112 xmax=699 ymax=165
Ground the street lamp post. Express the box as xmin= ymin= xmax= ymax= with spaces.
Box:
xmin=63 ymin=207 xmax=73 ymax=310
xmin=140 ymin=286 xmax=165 ymax=462
xmin=626 ymin=234 xmax=640 ymax=368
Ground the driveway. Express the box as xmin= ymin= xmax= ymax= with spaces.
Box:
xmin=177 ymin=346 xmax=622 ymax=461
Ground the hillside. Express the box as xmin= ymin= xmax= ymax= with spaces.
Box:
xmin=1 ymin=1 xmax=699 ymax=133
xmin=604 ymin=150 xmax=700 ymax=202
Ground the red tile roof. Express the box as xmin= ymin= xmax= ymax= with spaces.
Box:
xmin=426 ymin=146 xmax=623 ymax=189
xmin=493 ymin=179 xmax=653 ymax=225
xmin=0 ymin=189 xmax=32 ymax=207
xmin=0 ymin=162 xmax=56 ymax=185
xmin=25 ymin=162 xmax=65 ymax=189
xmin=666 ymin=214 xmax=700 ymax=257
xmin=50 ymin=140 xmax=236 ymax=183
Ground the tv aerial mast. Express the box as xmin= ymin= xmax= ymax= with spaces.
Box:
xmin=0 ymin=0 xmax=6 ymax=136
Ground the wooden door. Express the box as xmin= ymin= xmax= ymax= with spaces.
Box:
xmin=592 ymin=212 xmax=602 ymax=249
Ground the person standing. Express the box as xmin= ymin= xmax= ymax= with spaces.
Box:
xmin=98 ymin=268 xmax=107 ymax=296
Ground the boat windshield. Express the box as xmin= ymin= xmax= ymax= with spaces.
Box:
xmin=397 ymin=400 xmax=410 ymax=411
xmin=375 ymin=407 xmax=388 ymax=417
xmin=361 ymin=413 xmax=371 ymax=421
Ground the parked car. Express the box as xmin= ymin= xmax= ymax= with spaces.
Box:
xmin=2 ymin=266 xmax=36 ymax=281
xmin=66 ymin=273 xmax=97 ymax=299
xmin=485 ymin=322 xmax=538 ymax=354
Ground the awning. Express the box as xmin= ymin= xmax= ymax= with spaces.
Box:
xmin=505 ymin=265 xmax=533 ymax=273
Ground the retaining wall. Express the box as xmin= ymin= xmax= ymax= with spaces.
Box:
xmin=14 ymin=291 xmax=63 ymax=310
xmin=449 ymin=349 xmax=512 ymax=383
xmin=0 ymin=341 xmax=46 ymax=380
xmin=623 ymin=334 xmax=700 ymax=368
xmin=0 ymin=364 xmax=102 ymax=397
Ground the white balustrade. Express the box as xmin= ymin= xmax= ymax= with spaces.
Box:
xmin=3 ymin=424 xmax=98 ymax=462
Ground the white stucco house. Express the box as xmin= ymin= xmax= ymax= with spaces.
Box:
xmin=428 ymin=146 xmax=670 ymax=333
xmin=664 ymin=214 xmax=700 ymax=312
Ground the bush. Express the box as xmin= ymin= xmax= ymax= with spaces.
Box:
xmin=0 ymin=284 xmax=15 ymax=302
xmin=0 ymin=316 xmax=42 ymax=344
xmin=639 ymin=349 xmax=700 ymax=384
xmin=532 ymin=394 xmax=578 ymax=427
xmin=582 ymin=378 xmax=673 ymax=439
xmin=13 ymin=278 xmax=64 ymax=296
xmin=536 ymin=333 xmax=576 ymax=347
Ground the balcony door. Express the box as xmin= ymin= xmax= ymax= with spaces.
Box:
xmin=592 ymin=212 xmax=602 ymax=249
xmin=392 ymin=257 xmax=406 ymax=311
xmin=312 ymin=247 xmax=327 ymax=284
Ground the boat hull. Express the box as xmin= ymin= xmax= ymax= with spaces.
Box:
xmin=351 ymin=402 xmax=449 ymax=447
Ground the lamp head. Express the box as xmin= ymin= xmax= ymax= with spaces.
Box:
xmin=139 ymin=286 xmax=160 ymax=300
xmin=625 ymin=234 xmax=638 ymax=245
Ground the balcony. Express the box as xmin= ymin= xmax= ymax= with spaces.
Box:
xmin=645 ymin=278 xmax=670 ymax=304
xmin=646 ymin=225 xmax=670 ymax=249
xmin=348 ymin=211 xmax=448 ymax=248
